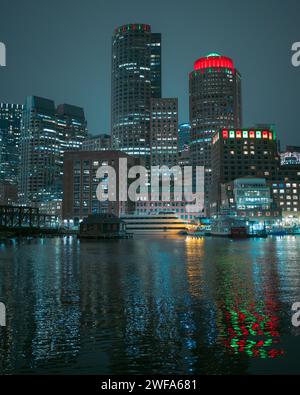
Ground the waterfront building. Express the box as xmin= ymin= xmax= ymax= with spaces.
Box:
xmin=37 ymin=199 xmax=63 ymax=220
xmin=62 ymin=150 xmax=140 ymax=226
xmin=0 ymin=103 xmax=23 ymax=186
xmin=221 ymin=178 xmax=281 ymax=222
xmin=150 ymin=98 xmax=178 ymax=167
xmin=79 ymin=213 xmax=127 ymax=239
xmin=82 ymin=134 xmax=111 ymax=151
xmin=271 ymin=180 xmax=300 ymax=222
xmin=111 ymin=24 xmax=161 ymax=163
xmin=210 ymin=128 xmax=280 ymax=214
xmin=19 ymin=96 xmax=87 ymax=205
xmin=189 ymin=53 xmax=242 ymax=209
xmin=280 ymin=146 xmax=300 ymax=166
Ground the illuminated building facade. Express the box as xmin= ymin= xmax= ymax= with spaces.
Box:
xmin=178 ymin=122 xmax=191 ymax=153
xmin=150 ymin=98 xmax=178 ymax=166
xmin=280 ymin=146 xmax=300 ymax=166
xmin=211 ymin=128 xmax=280 ymax=213
xmin=19 ymin=96 xmax=87 ymax=205
xmin=271 ymin=180 xmax=300 ymax=218
xmin=111 ymin=24 xmax=161 ymax=162
xmin=56 ymin=104 xmax=87 ymax=152
xmin=82 ymin=134 xmax=111 ymax=151
xmin=63 ymin=151 xmax=140 ymax=225
xmin=221 ymin=178 xmax=281 ymax=221
xmin=0 ymin=103 xmax=23 ymax=185
xmin=189 ymin=53 xmax=242 ymax=209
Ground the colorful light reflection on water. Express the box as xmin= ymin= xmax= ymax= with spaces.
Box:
xmin=0 ymin=235 xmax=300 ymax=374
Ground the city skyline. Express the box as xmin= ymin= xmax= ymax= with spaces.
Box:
xmin=0 ymin=0 xmax=300 ymax=146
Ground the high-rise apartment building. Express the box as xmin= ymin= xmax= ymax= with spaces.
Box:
xmin=0 ymin=103 xmax=23 ymax=185
xmin=19 ymin=96 xmax=87 ymax=204
xmin=150 ymin=98 xmax=178 ymax=167
xmin=189 ymin=53 xmax=242 ymax=209
xmin=111 ymin=24 xmax=161 ymax=162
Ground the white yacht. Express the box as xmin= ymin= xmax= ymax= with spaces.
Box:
xmin=121 ymin=212 xmax=189 ymax=234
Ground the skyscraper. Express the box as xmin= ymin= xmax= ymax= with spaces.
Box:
xmin=178 ymin=122 xmax=191 ymax=153
xmin=19 ymin=96 xmax=87 ymax=205
xmin=82 ymin=134 xmax=111 ymax=151
xmin=111 ymin=24 xmax=161 ymax=162
xmin=189 ymin=53 xmax=242 ymax=209
xmin=149 ymin=33 xmax=162 ymax=99
xmin=150 ymin=98 xmax=178 ymax=167
xmin=0 ymin=103 xmax=23 ymax=185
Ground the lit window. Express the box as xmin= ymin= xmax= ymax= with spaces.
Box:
xmin=262 ymin=131 xmax=269 ymax=139
xmin=222 ymin=130 xmax=228 ymax=139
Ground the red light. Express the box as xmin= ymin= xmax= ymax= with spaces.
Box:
xmin=236 ymin=130 xmax=242 ymax=139
xmin=222 ymin=130 xmax=229 ymax=139
xmin=263 ymin=131 xmax=269 ymax=139
xmin=269 ymin=132 xmax=273 ymax=140
xmin=194 ymin=55 xmax=234 ymax=73
xmin=249 ymin=131 xmax=255 ymax=138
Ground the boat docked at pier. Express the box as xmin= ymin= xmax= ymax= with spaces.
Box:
xmin=210 ymin=215 xmax=248 ymax=238
xmin=121 ymin=212 xmax=189 ymax=234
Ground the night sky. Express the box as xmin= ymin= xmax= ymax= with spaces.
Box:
xmin=0 ymin=0 xmax=300 ymax=147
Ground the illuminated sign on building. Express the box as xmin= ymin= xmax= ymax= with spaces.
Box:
xmin=216 ymin=129 xmax=277 ymax=143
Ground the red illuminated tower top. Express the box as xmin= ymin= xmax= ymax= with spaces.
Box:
xmin=194 ymin=53 xmax=235 ymax=73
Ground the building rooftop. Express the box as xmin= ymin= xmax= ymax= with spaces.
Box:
xmin=194 ymin=53 xmax=234 ymax=72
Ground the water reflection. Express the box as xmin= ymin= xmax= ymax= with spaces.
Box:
xmin=0 ymin=235 xmax=300 ymax=374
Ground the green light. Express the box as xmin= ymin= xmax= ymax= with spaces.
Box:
xmin=229 ymin=130 xmax=235 ymax=138
xmin=243 ymin=131 xmax=248 ymax=138
xmin=207 ymin=53 xmax=221 ymax=57
xmin=256 ymin=131 xmax=261 ymax=139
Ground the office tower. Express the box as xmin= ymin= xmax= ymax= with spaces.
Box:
xmin=189 ymin=53 xmax=242 ymax=209
xmin=210 ymin=128 xmax=280 ymax=213
xmin=82 ymin=134 xmax=111 ymax=151
xmin=19 ymin=96 xmax=87 ymax=205
xmin=57 ymin=104 xmax=87 ymax=152
xmin=111 ymin=24 xmax=161 ymax=162
xmin=178 ymin=122 xmax=191 ymax=153
xmin=149 ymin=33 xmax=162 ymax=98
xmin=150 ymin=98 xmax=178 ymax=166
xmin=0 ymin=103 xmax=23 ymax=185
xmin=62 ymin=151 xmax=140 ymax=225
